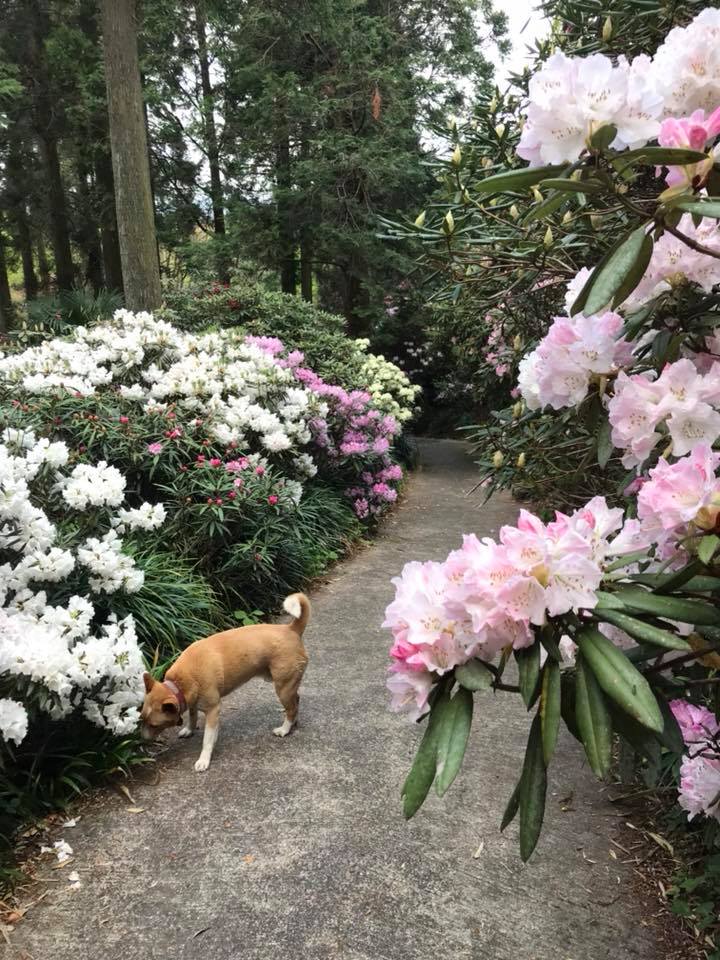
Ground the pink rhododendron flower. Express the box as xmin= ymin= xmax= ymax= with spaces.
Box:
xmin=386 ymin=669 xmax=433 ymax=722
xmin=678 ymin=752 xmax=720 ymax=822
xmin=146 ymin=442 xmax=163 ymax=455
xmin=637 ymin=443 xmax=720 ymax=533
xmin=658 ymin=106 xmax=720 ymax=187
xmin=670 ymin=699 xmax=720 ymax=744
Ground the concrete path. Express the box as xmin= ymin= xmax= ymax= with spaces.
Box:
xmin=12 ymin=440 xmax=658 ymax=960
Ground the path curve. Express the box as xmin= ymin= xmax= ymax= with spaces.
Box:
xmin=13 ymin=440 xmax=657 ymax=960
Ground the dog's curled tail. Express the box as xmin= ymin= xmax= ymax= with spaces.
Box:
xmin=283 ymin=593 xmax=311 ymax=636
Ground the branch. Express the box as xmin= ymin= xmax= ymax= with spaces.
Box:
xmin=663 ymin=222 xmax=720 ymax=261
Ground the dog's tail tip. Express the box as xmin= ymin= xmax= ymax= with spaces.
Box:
xmin=283 ymin=592 xmax=311 ymax=632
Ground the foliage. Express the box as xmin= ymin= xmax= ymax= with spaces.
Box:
xmin=382 ymin=1 xmax=720 ymax=869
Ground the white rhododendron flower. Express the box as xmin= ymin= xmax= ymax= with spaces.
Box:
xmin=0 ymin=698 xmax=29 ymax=745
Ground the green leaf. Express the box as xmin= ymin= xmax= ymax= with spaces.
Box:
xmin=628 ymin=573 xmax=720 ymax=593
xmin=540 ymin=660 xmax=561 ymax=764
xmin=570 ymin=225 xmax=651 ymax=315
xmin=575 ymin=654 xmax=612 ymax=778
xmin=610 ymin=705 xmax=662 ymax=765
xmin=596 ymin=417 xmax=614 ymax=468
xmin=500 ymin=775 xmax=522 ymax=832
xmin=435 ymin=687 xmax=474 ymax=797
xmin=522 ymin=191 xmax=566 ymax=224
xmin=516 ymin=643 xmax=541 ymax=709
xmin=475 ymin=164 xmax=567 ymax=195
xmin=699 ymin=535 xmax=720 ymax=566
xmin=619 ymin=146 xmax=710 ymax=166
xmin=538 ymin=177 xmax=603 ymax=194
xmin=593 ymin=608 xmax=691 ymax=651
xmin=455 ymin=659 xmax=493 ymax=691
xmin=519 ymin=714 xmax=547 ymax=862
xmin=613 ymin=586 xmax=720 ymax=626
xmin=401 ymin=689 xmax=449 ymax=818
xmin=673 ymin=199 xmax=720 ymax=219
xmin=589 ymin=123 xmax=617 ymax=152
xmin=576 ymin=627 xmax=663 ymax=732
xmin=560 ymin=672 xmax=582 ymax=743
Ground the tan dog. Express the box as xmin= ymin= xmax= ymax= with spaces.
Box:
xmin=140 ymin=593 xmax=310 ymax=771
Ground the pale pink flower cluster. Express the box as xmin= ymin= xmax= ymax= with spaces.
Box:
xmin=518 ymin=311 xmax=632 ymax=410
xmin=608 ymin=359 xmax=720 ymax=467
xmin=384 ymin=498 xmax=623 ymax=720
xmin=624 ymin=215 xmax=720 ymax=311
xmin=658 ymin=107 xmax=720 ymax=187
xmin=670 ymin=698 xmax=720 ymax=823
xmin=650 ymin=8 xmax=720 ymax=118
xmin=518 ymin=52 xmax=662 ymax=166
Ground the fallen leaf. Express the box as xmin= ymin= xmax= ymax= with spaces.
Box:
xmin=127 ymin=807 xmax=145 ymax=814
xmin=192 ymin=927 xmax=210 ymax=938
xmin=242 ymin=854 xmax=255 ymax=864
xmin=646 ymin=831 xmax=673 ymax=855
xmin=472 ymin=842 xmax=484 ymax=859
xmin=116 ymin=784 xmax=136 ymax=805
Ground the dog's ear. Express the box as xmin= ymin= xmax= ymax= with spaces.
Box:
xmin=143 ymin=672 xmax=155 ymax=694
xmin=161 ymin=699 xmax=179 ymax=715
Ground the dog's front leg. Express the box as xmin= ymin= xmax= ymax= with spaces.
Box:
xmin=194 ymin=704 xmax=220 ymax=772
xmin=178 ymin=705 xmax=197 ymax=738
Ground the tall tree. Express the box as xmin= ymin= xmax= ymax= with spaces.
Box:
xmin=0 ymin=228 xmax=14 ymax=332
xmin=101 ymin=0 xmax=161 ymax=310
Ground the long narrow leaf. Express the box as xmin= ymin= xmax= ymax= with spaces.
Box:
xmin=519 ymin=714 xmax=547 ymax=862
xmin=435 ymin=687 xmax=474 ymax=797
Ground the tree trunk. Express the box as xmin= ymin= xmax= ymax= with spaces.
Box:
xmin=343 ymin=266 xmax=366 ymax=337
xmin=75 ymin=161 xmax=104 ymax=294
xmin=277 ymin=134 xmax=296 ymax=294
xmin=36 ymin=231 xmax=51 ymax=292
xmin=300 ymin=229 xmax=313 ymax=302
xmin=0 ymin=235 xmax=15 ymax=333
xmin=101 ymin=0 xmax=161 ymax=311
xmin=6 ymin=142 xmax=39 ymax=301
xmin=95 ymin=150 xmax=124 ymax=293
xmin=26 ymin=0 xmax=74 ymax=291
xmin=194 ymin=1 xmax=228 ymax=282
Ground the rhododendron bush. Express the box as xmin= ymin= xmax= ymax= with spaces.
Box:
xmin=383 ymin=4 xmax=720 ymax=861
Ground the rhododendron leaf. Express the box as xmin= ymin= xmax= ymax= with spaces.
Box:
xmin=516 ymin=644 xmax=541 ymax=709
xmin=435 ymin=687 xmax=474 ymax=797
xmin=455 ymin=659 xmax=493 ymax=691
xmin=588 ymin=123 xmax=617 ymax=152
xmin=540 ymin=660 xmax=561 ymax=765
xmin=560 ymin=673 xmax=582 ymax=744
xmin=596 ymin=418 xmax=614 ymax=469
xmin=655 ymin=559 xmax=704 ymax=595
xmin=519 ymin=714 xmax=547 ymax=862
xmin=629 ymin=573 xmax=720 ymax=593
xmin=618 ymin=146 xmax=710 ymax=167
xmin=610 ymin=706 xmax=661 ymax=765
xmin=698 ymin=535 xmax=720 ymax=567
xmin=673 ymin=199 xmax=720 ymax=220
xmin=401 ymin=689 xmax=449 ymax=819
xmin=576 ymin=627 xmax=663 ymax=733
xmin=538 ymin=178 xmax=603 ymax=194
xmin=571 ymin=225 xmax=651 ymax=316
xmin=655 ymin=695 xmax=684 ymax=756
xmin=522 ymin=191 xmax=566 ymax=224
xmin=474 ymin=164 xmax=567 ymax=195
xmin=575 ymin=654 xmax=612 ymax=779
xmin=609 ymin=232 xmax=653 ymax=311
xmin=500 ymin=776 xmax=521 ymax=832
xmin=613 ymin=587 xmax=720 ymax=627
xmin=593 ymin=608 xmax=691 ymax=651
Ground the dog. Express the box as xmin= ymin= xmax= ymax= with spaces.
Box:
xmin=140 ymin=593 xmax=310 ymax=771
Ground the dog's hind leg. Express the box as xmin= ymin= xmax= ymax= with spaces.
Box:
xmin=272 ymin=674 xmax=302 ymax=738
xmin=194 ymin=703 xmax=220 ymax=771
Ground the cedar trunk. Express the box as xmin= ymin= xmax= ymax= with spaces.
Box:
xmin=0 ymin=236 xmax=15 ymax=332
xmin=101 ymin=0 xmax=161 ymax=311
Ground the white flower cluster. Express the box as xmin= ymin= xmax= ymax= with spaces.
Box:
xmin=518 ymin=8 xmax=720 ymax=165
xmin=356 ymin=343 xmax=422 ymax=424
xmin=0 ymin=432 xmax=161 ymax=743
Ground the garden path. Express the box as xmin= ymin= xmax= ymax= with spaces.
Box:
xmin=13 ymin=440 xmax=659 ymax=960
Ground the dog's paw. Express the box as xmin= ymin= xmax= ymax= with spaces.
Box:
xmin=194 ymin=756 xmax=210 ymax=771
xmin=273 ymin=721 xmax=293 ymax=738
xmin=178 ymin=726 xmax=194 ymax=739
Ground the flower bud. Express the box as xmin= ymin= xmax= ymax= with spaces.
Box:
xmin=512 ymin=401 xmax=523 ymax=418
xmin=590 ymin=213 xmax=602 ymax=230
xmin=492 ymin=450 xmax=504 ymax=468
xmin=602 ymin=16 xmax=612 ymax=42
xmin=494 ymin=123 xmax=506 ymax=139
xmin=509 ymin=204 xmax=520 ymax=220
xmin=562 ymin=210 xmax=573 ymax=224
xmin=489 ymin=96 xmax=498 ymax=112
xmin=543 ymin=226 xmax=554 ymax=247
xmin=443 ymin=210 xmax=455 ymax=235
xmin=482 ymin=156 xmax=493 ymax=169
xmin=516 ymin=452 xmax=526 ymax=468
xmin=414 ymin=210 xmax=426 ymax=228
xmin=513 ymin=335 xmax=522 ymax=351
xmin=451 ymin=144 xmax=462 ymax=166
xmin=531 ymin=186 xmax=542 ymax=202
xmin=662 ymin=441 xmax=673 ymax=459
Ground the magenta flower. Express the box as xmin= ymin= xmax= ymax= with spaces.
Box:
xmin=119 ymin=415 xmax=129 ymax=424
xmin=267 ymin=494 xmax=278 ymax=505
xmin=147 ymin=442 xmax=163 ymax=455
xmin=209 ymin=457 xmax=222 ymax=467
xmin=255 ymin=465 xmax=265 ymax=476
